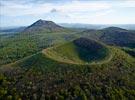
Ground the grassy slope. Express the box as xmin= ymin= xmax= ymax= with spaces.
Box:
xmin=6 ymin=45 xmax=135 ymax=73
xmin=43 ymin=41 xmax=110 ymax=64
xmin=0 ymin=29 xmax=81 ymax=66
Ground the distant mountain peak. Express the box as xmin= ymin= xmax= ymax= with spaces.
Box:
xmin=30 ymin=19 xmax=56 ymax=27
xmin=36 ymin=19 xmax=52 ymax=22
xmin=23 ymin=19 xmax=65 ymax=33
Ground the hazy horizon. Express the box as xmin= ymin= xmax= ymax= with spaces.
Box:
xmin=0 ymin=0 xmax=135 ymax=27
xmin=1 ymin=22 xmax=135 ymax=27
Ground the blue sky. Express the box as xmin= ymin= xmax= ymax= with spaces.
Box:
xmin=0 ymin=0 xmax=135 ymax=27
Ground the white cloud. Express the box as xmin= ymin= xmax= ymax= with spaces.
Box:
xmin=94 ymin=10 xmax=114 ymax=17
xmin=119 ymin=0 xmax=135 ymax=8
xmin=1 ymin=0 xmax=112 ymax=16
xmin=1 ymin=3 xmax=53 ymax=16
xmin=59 ymin=1 xmax=111 ymax=13
xmin=6 ymin=0 xmax=135 ymax=17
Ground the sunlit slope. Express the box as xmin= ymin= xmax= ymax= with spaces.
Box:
xmin=6 ymin=44 xmax=134 ymax=72
xmin=4 ymin=38 xmax=134 ymax=70
xmin=43 ymin=38 xmax=111 ymax=64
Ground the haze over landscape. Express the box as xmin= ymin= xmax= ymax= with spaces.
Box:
xmin=0 ymin=0 xmax=135 ymax=100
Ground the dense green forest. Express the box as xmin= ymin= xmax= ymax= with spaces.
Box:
xmin=0 ymin=45 xmax=135 ymax=100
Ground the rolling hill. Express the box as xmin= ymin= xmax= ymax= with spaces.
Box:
xmin=80 ymin=27 xmax=135 ymax=48
xmin=43 ymin=38 xmax=110 ymax=64
xmin=0 ymin=26 xmax=26 ymax=34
